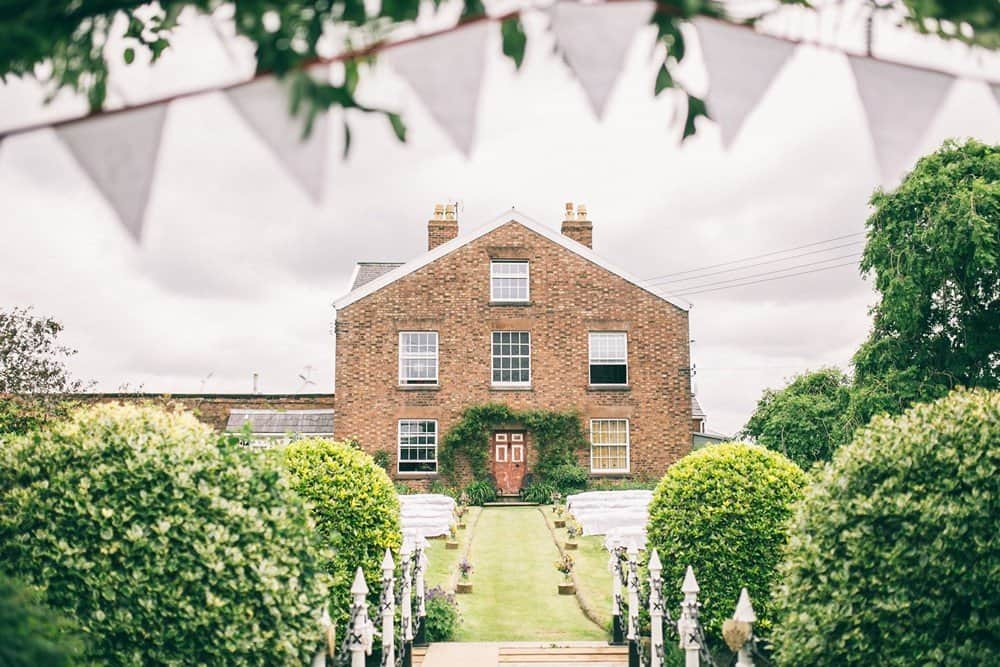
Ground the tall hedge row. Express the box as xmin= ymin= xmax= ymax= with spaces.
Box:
xmin=646 ymin=442 xmax=805 ymax=637
xmin=0 ymin=403 xmax=330 ymax=666
xmin=773 ymin=388 xmax=999 ymax=665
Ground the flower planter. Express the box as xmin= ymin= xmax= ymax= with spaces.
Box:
xmin=558 ymin=583 xmax=576 ymax=595
xmin=456 ymin=582 xmax=473 ymax=594
xmin=554 ymin=519 xmax=566 ymax=528
xmin=564 ymin=541 xmax=578 ymax=550
xmin=458 ymin=523 xmax=467 ymax=529
xmin=445 ymin=541 xmax=459 ymax=550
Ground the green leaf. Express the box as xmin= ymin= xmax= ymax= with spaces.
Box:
xmin=343 ymin=121 xmax=352 ymax=159
xmin=149 ymin=39 xmax=170 ymax=62
xmin=461 ymin=0 xmax=486 ymax=19
xmin=683 ymin=93 xmax=707 ymax=140
xmin=654 ymin=63 xmax=673 ymax=95
xmin=123 ymin=48 xmax=135 ymax=65
xmin=501 ymin=18 xmax=527 ymax=70
xmin=344 ymin=60 xmax=359 ymax=96
xmin=387 ymin=112 xmax=407 ymax=142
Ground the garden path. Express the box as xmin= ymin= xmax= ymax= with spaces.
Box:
xmin=453 ymin=506 xmax=605 ymax=642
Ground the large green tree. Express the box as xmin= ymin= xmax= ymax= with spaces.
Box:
xmin=741 ymin=368 xmax=853 ymax=468
xmin=0 ymin=1 xmax=995 ymax=142
xmin=852 ymin=138 xmax=999 ymax=423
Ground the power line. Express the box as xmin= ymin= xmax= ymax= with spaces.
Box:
xmin=646 ymin=240 xmax=865 ymax=286
xmin=665 ymin=252 xmax=862 ymax=292
xmin=641 ymin=232 xmax=865 ymax=283
xmin=673 ymin=260 xmax=860 ymax=296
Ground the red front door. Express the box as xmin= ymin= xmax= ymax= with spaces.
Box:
xmin=491 ymin=430 xmax=526 ymax=495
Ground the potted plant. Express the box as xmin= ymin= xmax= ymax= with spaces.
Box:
xmin=445 ymin=525 xmax=459 ymax=550
xmin=455 ymin=504 xmax=468 ymax=529
xmin=565 ymin=523 xmax=579 ymax=550
xmin=456 ymin=558 xmax=474 ymax=594
xmin=553 ymin=504 xmax=566 ymax=528
xmin=555 ymin=554 xmax=575 ymax=595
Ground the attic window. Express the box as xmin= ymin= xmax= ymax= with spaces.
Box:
xmin=491 ymin=260 xmax=529 ymax=302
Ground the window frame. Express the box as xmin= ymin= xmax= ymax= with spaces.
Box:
xmin=588 ymin=332 xmax=629 ymax=386
xmin=398 ymin=331 xmax=439 ymax=386
xmin=589 ymin=418 xmax=630 ymax=474
xmin=490 ymin=331 xmax=532 ymax=387
xmin=397 ymin=419 xmax=438 ymax=474
xmin=490 ymin=260 xmax=530 ymax=303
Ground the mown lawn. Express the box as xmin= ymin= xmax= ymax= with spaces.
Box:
xmin=423 ymin=507 xmax=481 ymax=590
xmin=454 ymin=506 xmax=606 ymax=642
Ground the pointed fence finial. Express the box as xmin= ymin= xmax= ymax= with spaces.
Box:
xmin=682 ymin=565 xmax=700 ymax=594
xmin=382 ymin=548 xmax=395 ymax=572
xmin=648 ymin=549 xmax=662 ymax=574
xmin=734 ymin=588 xmax=757 ymax=623
xmin=351 ymin=567 xmax=369 ymax=596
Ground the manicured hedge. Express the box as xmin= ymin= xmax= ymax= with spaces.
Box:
xmin=0 ymin=403 xmax=330 ymax=665
xmin=773 ymin=389 xmax=1000 ymax=665
xmin=280 ymin=439 xmax=401 ymax=624
xmin=0 ymin=574 xmax=82 ymax=667
xmin=646 ymin=442 xmax=805 ymax=637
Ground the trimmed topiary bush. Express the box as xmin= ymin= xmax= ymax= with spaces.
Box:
xmin=646 ymin=442 xmax=806 ymax=638
xmin=773 ymin=388 xmax=1000 ymax=666
xmin=279 ymin=438 xmax=401 ymax=625
xmin=0 ymin=403 xmax=330 ymax=665
xmin=0 ymin=574 xmax=82 ymax=667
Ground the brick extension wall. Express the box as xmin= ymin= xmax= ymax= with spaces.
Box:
xmin=72 ymin=394 xmax=336 ymax=431
xmin=334 ymin=219 xmax=692 ymax=485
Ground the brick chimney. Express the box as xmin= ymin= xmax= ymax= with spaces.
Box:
xmin=428 ymin=203 xmax=459 ymax=250
xmin=561 ymin=202 xmax=593 ymax=248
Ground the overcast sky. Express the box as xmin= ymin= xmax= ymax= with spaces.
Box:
xmin=1 ymin=3 xmax=998 ymax=434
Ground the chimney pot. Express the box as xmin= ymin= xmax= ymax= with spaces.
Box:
xmin=560 ymin=202 xmax=593 ymax=249
xmin=564 ymin=202 xmax=574 ymax=219
xmin=428 ymin=203 xmax=458 ymax=250
xmin=576 ymin=204 xmax=588 ymax=220
xmin=445 ymin=203 xmax=456 ymax=220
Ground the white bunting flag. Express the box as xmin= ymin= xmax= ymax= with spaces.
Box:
xmin=990 ymin=82 xmax=1000 ymax=108
xmin=56 ymin=104 xmax=167 ymax=242
xmin=849 ymin=55 xmax=955 ymax=184
xmin=226 ymin=74 xmax=329 ymax=202
xmin=550 ymin=1 xmax=653 ymax=119
xmin=694 ymin=18 xmax=796 ymax=148
xmin=384 ymin=22 xmax=489 ymax=156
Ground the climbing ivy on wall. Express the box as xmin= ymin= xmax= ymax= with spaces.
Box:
xmin=438 ymin=403 xmax=587 ymax=483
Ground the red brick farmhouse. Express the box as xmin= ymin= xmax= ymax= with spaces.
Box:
xmin=332 ymin=204 xmax=699 ymax=489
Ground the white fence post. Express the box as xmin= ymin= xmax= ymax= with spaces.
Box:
xmin=648 ymin=550 xmax=664 ymax=667
xmin=312 ymin=606 xmax=333 ymax=667
xmin=626 ymin=543 xmax=639 ymax=641
xmin=608 ymin=541 xmax=625 ymax=644
xmin=401 ymin=540 xmax=413 ymax=643
xmin=349 ymin=567 xmax=370 ymax=667
xmin=733 ymin=588 xmax=757 ymax=667
xmin=414 ymin=539 xmax=428 ymax=646
xmin=678 ymin=565 xmax=700 ymax=667
xmin=380 ymin=549 xmax=396 ymax=667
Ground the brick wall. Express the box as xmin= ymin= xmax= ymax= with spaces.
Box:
xmin=73 ymin=394 xmax=335 ymax=431
xmin=334 ymin=219 xmax=692 ymax=486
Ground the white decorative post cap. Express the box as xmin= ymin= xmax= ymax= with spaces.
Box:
xmin=381 ymin=548 xmax=395 ymax=572
xmin=733 ymin=587 xmax=757 ymax=623
xmin=648 ymin=549 xmax=662 ymax=574
xmin=682 ymin=565 xmax=700 ymax=594
xmin=351 ymin=566 xmax=369 ymax=596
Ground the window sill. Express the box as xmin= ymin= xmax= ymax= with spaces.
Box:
xmin=490 ymin=385 xmax=533 ymax=392
xmin=396 ymin=384 xmax=441 ymax=391
xmin=588 ymin=471 xmax=631 ymax=477
xmin=490 ymin=300 xmax=533 ymax=307
xmin=587 ymin=384 xmax=631 ymax=392
xmin=396 ymin=472 xmax=439 ymax=479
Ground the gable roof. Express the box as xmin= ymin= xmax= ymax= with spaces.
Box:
xmin=226 ymin=409 xmax=334 ymax=435
xmin=692 ymin=395 xmax=707 ymax=419
xmin=333 ymin=209 xmax=691 ymax=311
xmin=351 ymin=262 xmax=405 ymax=290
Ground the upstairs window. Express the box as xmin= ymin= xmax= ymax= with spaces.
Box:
xmin=491 ymin=331 xmax=531 ymax=386
xmin=491 ymin=261 xmax=529 ymax=302
xmin=589 ymin=332 xmax=628 ymax=385
xmin=398 ymin=420 xmax=437 ymax=473
xmin=399 ymin=332 xmax=438 ymax=385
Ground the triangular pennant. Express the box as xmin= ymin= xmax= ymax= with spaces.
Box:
xmin=383 ymin=22 xmax=489 ymax=156
xmin=226 ymin=74 xmax=329 ymax=202
xmin=990 ymin=82 xmax=1000 ymax=108
xmin=694 ymin=18 xmax=797 ymax=148
xmin=549 ymin=1 xmax=653 ymax=118
xmin=848 ymin=55 xmax=955 ymax=183
xmin=56 ymin=104 xmax=167 ymax=242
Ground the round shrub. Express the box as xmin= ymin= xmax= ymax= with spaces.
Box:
xmin=0 ymin=574 xmax=82 ymax=667
xmin=0 ymin=403 xmax=330 ymax=666
xmin=279 ymin=439 xmax=401 ymax=624
xmin=646 ymin=442 xmax=806 ymax=638
xmin=773 ymin=388 xmax=999 ymax=665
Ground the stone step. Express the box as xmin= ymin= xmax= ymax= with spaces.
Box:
xmin=419 ymin=642 xmax=626 ymax=667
